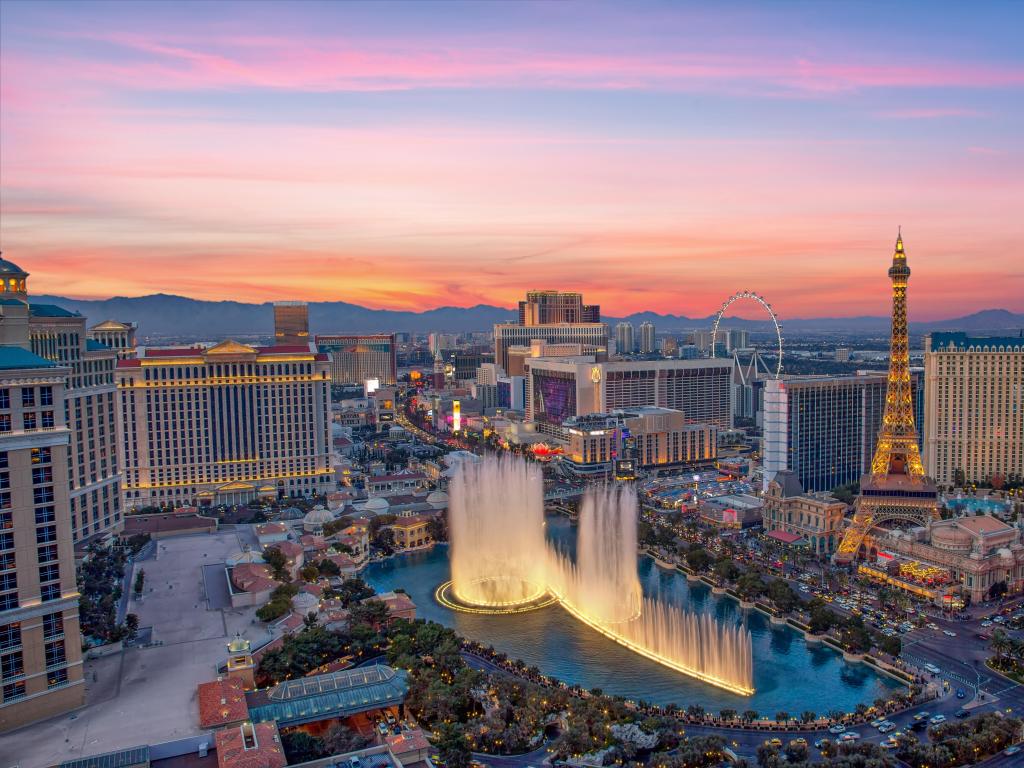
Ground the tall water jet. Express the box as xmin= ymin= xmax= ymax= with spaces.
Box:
xmin=447 ymin=455 xmax=549 ymax=608
xmin=548 ymin=485 xmax=755 ymax=695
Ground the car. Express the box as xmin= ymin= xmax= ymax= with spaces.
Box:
xmin=386 ymin=713 xmax=397 ymax=725
xmin=879 ymin=722 xmax=896 ymax=733
xmin=813 ymin=739 xmax=830 ymax=749
xmin=995 ymin=615 xmax=1007 ymax=623
xmin=943 ymin=629 xmax=957 ymax=637
xmin=982 ymin=620 xmax=994 ymax=627
xmin=349 ymin=758 xmax=362 ymax=768
xmin=791 ymin=738 xmax=808 ymax=746
xmin=929 ymin=715 xmax=946 ymax=725
xmin=913 ymin=711 xmax=930 ymax=721
xmin=924 ymin=663 xmax=942 ymax=674
xmin=956 ymin=688 xmax=966 ymax=699
xmin=765 ymin=737 xmax=783 ymax=748
xmin=927 ymin=622 xmax=939 ymax=630
xmin=910 ymin=720 xmax=927 ymax=732
xmin=839 ymin=732 xmax=861 ymax=742
xmin=1005 ymin=745 xmax=1021 ymax=756
xmin=828 ymin=724 xmax=846 ymax=734
xmin=871 ymin=718 xmax=885 ymax=728
xmin=955 ymin=709 xmax=970 ymax=719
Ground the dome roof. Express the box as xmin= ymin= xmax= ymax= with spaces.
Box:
xmin=303 ymin=506 xmax=334 ymax=524
xmin=227 ymin=549 xmax=264 ymax=566
xmin=292 ymin=592 xmax=320 ymax=612
xmin=426 ymin=490 xmax=449 ymax=509
xmin=363 ymin=497 xmax=390 ymax=511
xmin=0 ymin=255 xmax=27 ymax=276
xmin=931 ymin=523 xmax=972 ymax=550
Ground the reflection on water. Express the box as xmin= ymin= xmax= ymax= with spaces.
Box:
xmin=364 ymin=515 xmax=902 ymax=714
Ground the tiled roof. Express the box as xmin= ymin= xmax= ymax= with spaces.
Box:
xmin=956 ymin=515 xmax=1012 ymax=535
xmin=197 ymin=677 xmax=249 ymax=729
xmin=386 ymin=729 xmax=431 ymax=755
xmin=214 ymin=722 xmax=287 ymax=768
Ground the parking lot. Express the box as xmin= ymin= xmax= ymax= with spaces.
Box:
xmin=1 ymin=530 xmax=268 ymax=768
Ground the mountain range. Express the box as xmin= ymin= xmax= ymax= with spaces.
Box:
xmin=32 ymin=294 xmax=1024 ymax=339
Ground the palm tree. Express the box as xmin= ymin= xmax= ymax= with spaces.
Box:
xmin=720 ymin=708 xmax=737 ymax=722
xmin=775 ymin=711 xmax=789 ymax=724
xmin=742 ymin=710 xmax=759 ymax=725
xmin=800 ymin=711 xmax=816 ymax=724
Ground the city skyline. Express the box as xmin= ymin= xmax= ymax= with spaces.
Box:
xmin=2 ymin=1 xmax=1023 ymax=319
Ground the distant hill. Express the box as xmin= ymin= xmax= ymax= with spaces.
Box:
xmin=32 ymin=293 xmax=1024 ymax=339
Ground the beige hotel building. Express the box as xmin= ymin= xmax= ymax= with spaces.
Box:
xmin=116 ymin=341 xmax=334 ymax=508
xmin=924 ymin=332 xmax=1024 ymax=488
xmin=0 ymin=257 xmax=84 ymax=731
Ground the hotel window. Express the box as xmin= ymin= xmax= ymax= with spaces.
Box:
xmin=0 ymin=390 xmax=8 ymax=409
xmin=22 ymin=388 xmax=34 ymax=407
xmin=42 ymin=583 xmax=61 ymax=602
xmin=0 ymin=623 xmax=19 ymax=651
xmin=2 ymin=680 xmax=27 ymax=703
xmin=45 ymin=639 xmax=66 ymax=668
xmin=40 ymin=386 xmax=53 ymax=406
xmin=0 ymin=650 xmax=22 ymax=681
xmin=47 ymin=667 xmax=68 ymax=688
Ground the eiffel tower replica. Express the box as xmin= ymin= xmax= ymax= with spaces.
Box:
xmin=834 ymin=232 xmax=940 ymax=564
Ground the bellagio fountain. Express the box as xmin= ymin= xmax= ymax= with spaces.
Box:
xmin=436 ymin=455 xmax=754 ymax=696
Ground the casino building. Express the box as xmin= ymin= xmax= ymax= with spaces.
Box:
xmin=116 ymin=341 xmax=333 ymax=508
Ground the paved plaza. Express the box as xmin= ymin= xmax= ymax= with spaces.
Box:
xmin=1 ymin=530 xmax=272 ymax=768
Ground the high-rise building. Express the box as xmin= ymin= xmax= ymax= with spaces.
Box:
xmin=836 ymin=233 xmax=940 ymax=563
xmin=88 ymin=320 xmax=138 ymax=360
xmin=494 ymin=323 xmax=608 ymax=372
xmin=518 ymin=290 xmax=599 ymax=325
xmin=639 ymin=321 xmax=656 ymax=354
xmin=273 ymin=301 xmax=309 ymax=346
xmin=524 ymin=356 xmax=733 ymax=434
xmin=923 ymin=332 xmax=1024 ymax=488
xmin=690 ymin=328 xmax=747 ymax=353
xmin=763 ymin=372 xmax=921 ymax=494
xmin=660 ymin=336 xmax=678 ymax=357
xmin=315 ymin=334 xmax=397 ymax=386
xmin=30 ymin=306 xmax=122 ymax=543
xmin=614 ymin=322 xmax=635 ymax=355
xmin=0 ymin=257 xmax=85 ymax=731
xmin=116 ymin=341 xmax=333 ymax=508
xmin=835 ymin=347 xmax=851 ymax=362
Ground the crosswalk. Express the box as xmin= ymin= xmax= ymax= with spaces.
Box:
xmin=902 ymin=652 xmax=986 ymax=690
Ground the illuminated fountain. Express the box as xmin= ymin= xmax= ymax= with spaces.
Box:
xmin=440 ymin=455 xmax=554 ymax=612
xmin=440 ymin=456 xmax=754 ymax=695
xmin=548 ymin=484 xmax=754 ymax=695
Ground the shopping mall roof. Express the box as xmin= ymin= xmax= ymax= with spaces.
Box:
xmin=246 ymin=664 xmax=408 ymax=727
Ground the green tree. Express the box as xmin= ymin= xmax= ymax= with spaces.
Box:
xmin=685 ymin=546 xmax=711 ymax=572
xmin=123 ymin=613 xmax=140 ymax=641
xmin=436 ymin=722 xmax=471 ymax=768
xmin=133 ymin=569 xmax=145 ymax=596
xmin=281 ymin=732 xmax=326 ymax=763
xmin=262 ymin=546 xmax=289 ymax=580
xmin=300 ymin=564 xmax=319 ymax=582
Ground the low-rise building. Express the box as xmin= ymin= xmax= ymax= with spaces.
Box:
xmin=762 ymin=470 xmax=847 ymax=556
xmin=869 ymin=514 xmax=1024 ymax=605
xmin=389 ymin=515 xmax=432 ymax=550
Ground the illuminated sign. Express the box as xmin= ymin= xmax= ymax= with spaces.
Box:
xmin=453 ymin=400 xmax=461 ymax=431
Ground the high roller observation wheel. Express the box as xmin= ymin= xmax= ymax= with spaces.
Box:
xmin=710 ymin=290 xmax=783 ymax=379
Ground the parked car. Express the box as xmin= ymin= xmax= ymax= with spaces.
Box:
xmin=828 ymin=724 xmax=847 ymax=734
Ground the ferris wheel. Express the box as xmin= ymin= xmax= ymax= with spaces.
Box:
xmin=710 ymin=291 xmax=783 ymax=379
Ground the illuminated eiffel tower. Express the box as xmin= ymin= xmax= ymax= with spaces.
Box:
xmin=834 ymin=232 xmax=940 ymax=564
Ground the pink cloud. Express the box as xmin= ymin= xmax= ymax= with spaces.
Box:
xmin=875 ymin=107 xmax=985 ymax=119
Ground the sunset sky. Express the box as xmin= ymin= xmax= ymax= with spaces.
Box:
xmin=1 ymin=1 xmax=1022 ymax=319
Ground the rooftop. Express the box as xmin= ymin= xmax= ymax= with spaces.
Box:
xmin=59 ymin=746 xmax=150 ymax=768
xmin=197 ymin=677 xmax=249 ymax=729
xmin=0 ymin=346 xmax=59 ymax=370
xmin=928 ymin=331 xmax=1024 ymax=352
xmin=214 ymin=722 xmax=287 ymax=768
xmin=30 ymin=302 xmax=81 ymax=318
xmin=246 ymin=664 xmax=408 ymax=727
xmin=953 ymin=515 xmax=1014 ymax=536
